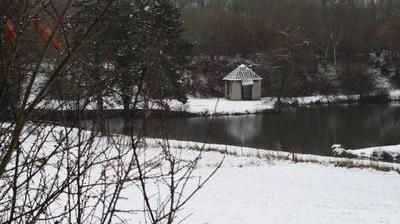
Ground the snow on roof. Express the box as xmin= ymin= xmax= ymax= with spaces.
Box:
xmin=223 ymin=64 xmax=262 ymax=81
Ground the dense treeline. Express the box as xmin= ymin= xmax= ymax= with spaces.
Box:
xmin=182 ymin=0 xmax=400 ymax=99
xmin=183 ymin=0 xmax=400 ymax=58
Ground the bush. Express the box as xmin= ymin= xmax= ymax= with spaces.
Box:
xmin=337 ymin=63 xmax=376 ymax=96
xmin=371 ymin=150 xmax=395 ymax=162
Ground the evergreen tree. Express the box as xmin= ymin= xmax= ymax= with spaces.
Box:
xmin=143 ymin=0 xmax=192 ymax=103
xmin=107 ymin=0 xmax=192 ymax=112
xmin=72 ymin=0 xmax=192 ymax=112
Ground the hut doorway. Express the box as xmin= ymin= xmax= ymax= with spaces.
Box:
xmin=241 ymin=85 xmax=253 ymax=100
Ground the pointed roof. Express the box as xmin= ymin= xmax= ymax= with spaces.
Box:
xmin=223 ymin=64 xmax=262 ymax=81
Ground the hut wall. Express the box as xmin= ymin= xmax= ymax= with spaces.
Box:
xmin=230 ymin=81 xmax=242 ymax=100
xmin=224 ymin=81 xmax=228 ymax=98
xmin=252 ymin=80 xmax=262 ymax=100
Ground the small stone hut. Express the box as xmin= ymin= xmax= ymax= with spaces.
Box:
xmin=223 ymin=64 xmax=262 ymax=100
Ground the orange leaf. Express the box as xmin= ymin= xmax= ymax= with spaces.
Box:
xmin=51 ymin=39 xmax=61 ymax=51
xmin=32 ymin=19 xmax=61 ymax=52
xmin=3 ymin=21 xmax=16 ymax=42
xmin=31 ymin=19 xmax=39 ymax=30
xmin=40 ymin=25 xmax=52 ymax=42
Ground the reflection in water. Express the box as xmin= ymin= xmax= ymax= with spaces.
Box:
xmin=224 ymin=115 xmax=263 ymax=144
xmin=81 ymin=105 xmax=400 ymax=156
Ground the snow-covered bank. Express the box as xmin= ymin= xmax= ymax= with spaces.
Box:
xmin=168 ymin=97 xmax=276 ymax=115
xmin=168 ymin=92 xmax=399 ymax=115
xmin=148 ymin=139 xmax=400 ymax=173
xmin=340 ymin=144 xmax=400 ymax=162
xmin=389 ymin=89 xmax=400 ymax=100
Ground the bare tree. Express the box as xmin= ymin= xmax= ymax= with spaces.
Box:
xmin=0 ymin=1 xmax=220 ymax=223
xmin=266 ymin=25 xmax=314 ymax=109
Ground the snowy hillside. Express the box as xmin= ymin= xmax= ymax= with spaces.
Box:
xmin=128 ymin=139 xmax=400 ymax=224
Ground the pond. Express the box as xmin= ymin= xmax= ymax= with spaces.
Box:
xmin=82 ymin=104 xmax=400 ymax=156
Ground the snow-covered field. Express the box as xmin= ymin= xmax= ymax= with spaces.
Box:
xmin=185 ymin=160 xmax=400 ymax=224
xmin=3 ymin=123 xmax=400 ymax=223
xmin=144 ymin=139 xmax=400 ymax=224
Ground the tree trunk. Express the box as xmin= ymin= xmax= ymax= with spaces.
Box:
xmin=96 ymin=91 xmax=107 ymax=136
xmin=324 ymin=46 xmax=329 ymax=71
xmin=121 ymin=93 xmax=132 ymax=134
xmin=333 ymin=46 xmax=337 ymax=68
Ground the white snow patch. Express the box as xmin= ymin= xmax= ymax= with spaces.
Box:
xmin=350 ymin=145 xmax=400 ymax=160
xmin=332 ymin=144 xmax=347 ymax=156
xmin=168 ymin=95 xmax=353 ymax=115
xmin=183 ymin=161 xmax=400 ymax=224
xmin=168 ymin=98 xmax=275 ymax=115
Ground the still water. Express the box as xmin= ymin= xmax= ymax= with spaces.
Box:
xmin=83 ymin=105 xmax=400 ymax=156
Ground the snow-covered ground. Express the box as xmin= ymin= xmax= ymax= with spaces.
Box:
xmin=168 ymin=97 xmax=276 ymax=115
xmin=141 ymin=139 xmax=400 ymax=224
xmin=168 ymin=89 xmax=400 ymax=115
xmin=160 ymin=140 xmax=400 ymax=171
xmin=3 ymin=123 xmax=400 ymax=223
xmin=389 ymin=89 xmax=400 ymax=100
xmin=168 ymin=95 xmax=354 ymax=115
xmin=184 ymin=160 xmax=400 ymax=224
xmin=36 ymin=95 xmax=335 ymax=115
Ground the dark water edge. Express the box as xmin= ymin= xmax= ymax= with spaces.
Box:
xmin=78 ymin=104 xmax=400 ymax=156
xmin=2 ymin=102 xmax=400 ymax=157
